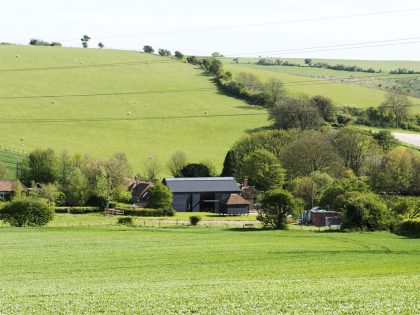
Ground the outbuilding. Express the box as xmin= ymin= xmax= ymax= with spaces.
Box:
xmin=163 ymin=177 xmax=242 ymax=212
xmin=219 ymin=193 xmax=250 ymax=215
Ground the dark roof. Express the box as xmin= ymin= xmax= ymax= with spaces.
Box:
xmin=222 ymin=194 xmax=249 ymax=205
xmin=128 ymin=181 xmax=153 ymax=198
xmin=163 ymin=177 xmax=241 ymax=193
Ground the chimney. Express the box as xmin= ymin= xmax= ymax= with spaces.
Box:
xmin=243 ymin=177 xmax=248 ymax=188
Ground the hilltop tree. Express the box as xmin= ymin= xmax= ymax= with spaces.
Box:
xmin=143 ymin=45 xmax=154 ymax=54
xmin=158 ymin=49 xmax=171 ymax=56
xmin=80 ymin=35 xmax=91 ymax=48
xmin=174 ymin=51 xmax=184 ymax=60
xmin=211 ymin=52 xmax=221 ymax=57
xmin=304 ymin=58 xmax=312 ymax=65
xmin=98 ymin=42 xmax=104 ymax=49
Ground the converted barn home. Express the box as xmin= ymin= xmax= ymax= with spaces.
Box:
xmin=163 ymin=177 xmax=246 ymax=213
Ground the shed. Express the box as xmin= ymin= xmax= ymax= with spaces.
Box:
xmin=163 ymin=177 xmax=241 ymax=212
xmin=301 ymin=207 xmax=342 ymax=227
xmin=219 ymin=194 xmax=250 ymax=215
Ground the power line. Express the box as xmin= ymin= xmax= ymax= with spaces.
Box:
xmin=56 ymin=8 xmax=420 ymax=42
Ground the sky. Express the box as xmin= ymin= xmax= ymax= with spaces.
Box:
xmin=1 ymin=0 xmax=420 ymax=60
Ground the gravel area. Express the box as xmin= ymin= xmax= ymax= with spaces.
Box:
xmin=392 ymin=132 xmax=420 ymax=147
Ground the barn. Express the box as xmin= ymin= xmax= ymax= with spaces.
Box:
xmin=163 ymin=177 xmax=245 ymax=213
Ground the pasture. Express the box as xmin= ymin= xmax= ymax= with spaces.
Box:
xmin=0 ymin=224 xmax=419 ymax=314
xmin=0 ymin=150 xmax=25 ymax=179
xmin=0 ymin=45 xmax=269 ymax=174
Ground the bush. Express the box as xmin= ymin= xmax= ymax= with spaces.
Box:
xmin=86 ymin=195 xmax=109 ymax=210
xmin=117 ymin=217 xmax=133 ymax=226
xmin=147 ymin=183 xmax=172 ymax=209
xmin=395 ymin=219 xmax=420 ymax=238
xmin=119 ymin=208 xmax=175 ymax=217
xmin=0 ymin=199 xmax=53 ymax=227
xmin=54 ymin=207 xmax=100 ymax=214
xmin=108 ymin=202 xmax=117 ymax=208
xmin=189 ymin=215 xmax=202 ymax=225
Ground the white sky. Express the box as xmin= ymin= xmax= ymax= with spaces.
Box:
xmin=1 ymin=0 xmax=420 ymax=60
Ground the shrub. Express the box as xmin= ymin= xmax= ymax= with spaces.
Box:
xmin=86 ymin=195 xmax=109 ymax=210
xmin=117 ymin=217 xmax=133 ymax=226
xmin=108 ymin=202 xmax=117 ymax=208
xmin=0 ymin=199 xmax=53 ymax=227
xmin=119 ymin=208 xmax=175 ymax=217
xmin=54 ymin=207 xmax=100 ymax=214
xmin=189 ymin=215 xmax=202 ymax=225
xmin=395 ymin=219 xmax=420 ymax=238
xmin=147 ymin=183 xmax=172 ymax=209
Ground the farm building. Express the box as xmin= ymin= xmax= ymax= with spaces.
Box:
xmin=127 ymin=179 xmax=153 ymax=206
xmin=301 ymin=207 xmax=342 ymax=227
xmin=0 ymin=180 xmax=25 ymax=201
xmin=163 ymin=177 xmax=248 ymax=213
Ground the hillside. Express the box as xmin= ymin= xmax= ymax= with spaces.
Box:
xmin=223 ymin=62 xmax=420 ymax=113
xmin=0 ymin=45 xmax=269 ymax=174
xmin=0 ymin=150 xmax=25 ymax=179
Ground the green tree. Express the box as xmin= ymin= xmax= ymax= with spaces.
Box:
xmin=66 ymin=168 xmax=89 ymax=206
xmin=0 ymin=199 xmax=53 ymax=227
xmin=257 ymin=189 xmax=303 ymax=229
xmin=235 ymin=72 xmax=261 ymax=92
xmin=241 ymin=149 xmax=285 ymax=191
xmin=142 ymin=155 xmax=162 ymax=182
xmin=186 ymin=56 xmax=198 ymax=65
xmin=174 ymin=51 xmax=184 ymax=59
xmin=310 ymin=95 xmax=336 ymax=122
xmin=147 ymin=183 xmax=172 ymax=209
xmin=381 ymin=92 xmax=412 ymax=128
xmin=220 ymin=150 xmax=236 ymax=177
xmin=334 ymin=128 xmax=377 ymax=175
xmin=80 ymin=35 xmax=91 ymax=48
xmin=143 ymin=45 xmax=154 ymax=53
xmin=264 ymin=78 xmax=286 ymax=107
xmin=281 ymin=131 xmax=344 ymax=178
xmin=270 ymin=95 xmax=323 ymax=130
xmin=391 ymin=197 xmax=420 ymax=220
xmin=166 ymin=151 xmax=188 ymax=177
xmin=158 ymin=48 xmax=171 ymax=56
xmin=104 ymin=152 xmax=132 ymax=191
xmin=339 ymin=191 xmax=390 ymax=231
xmin=304 ymin=58 xmax=312 ymax=65
xmin=292 ymin=171 xmax=333 ymax=208
xmin=180 ymin=163 xmax=211 ymax=177
xmin=372 ymin=130 xmax=399 ymax=152
xmin=19 ymin=148 xmax=59 ymax=185
xmin=98 ymin=42 xmax=104 ymax=49
xmin=211 ymin=52 xmax=221 ymax=57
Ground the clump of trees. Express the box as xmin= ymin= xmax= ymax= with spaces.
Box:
xmin=29 ymin=39 xmax=62 ymax=47
xmin=80 ymin=35 xmax=91 ymax=48
xmin=143 ymin=45 xmax=154 ymax=54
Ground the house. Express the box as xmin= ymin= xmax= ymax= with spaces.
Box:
xmin=219 ymin=193 xmax=250 ymax=215
xmin=240 ymin=177 xmax=258 ymax=209
xmin=127 ymin=179 xmax=153 ymax=206
xmin=0 ymin=180 xmax=23 ymax=201
xmin=163 ymin=177 xmax=244 ymax=213
xmin=301 ymin=207 xmax=342 ymax=227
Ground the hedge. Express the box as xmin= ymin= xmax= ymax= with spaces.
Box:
xmin=54 ymin=207 xmax=101 ymax=214
xmin=118 ymin=208 xmax=175 ymax=217
xmin=395 ymin=219 xmax=420 ymax=238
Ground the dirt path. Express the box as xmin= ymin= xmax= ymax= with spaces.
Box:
xmin=392 ymin=132 xmax=420 ymax=147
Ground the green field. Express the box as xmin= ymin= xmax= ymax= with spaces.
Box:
xmin=0 ymin=225 xmax=419 ymax=314
xmin=0 ymin=45 xmax=269 ymax=174
xmin=224 ymin=63 xmax=420 ymax=113
xmin=0 ymin=149 xmax=26 ymax=179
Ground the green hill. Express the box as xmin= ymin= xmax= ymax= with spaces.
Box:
xmin=0 ymin=149 xmax=25 ymax=179
xmin=0 ymin=45 xmax=269 ymax=174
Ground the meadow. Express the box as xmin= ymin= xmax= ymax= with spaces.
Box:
xmin=0 ymin=150 xmax=25 ymax=179
xmin=0 ymin=45 xmax=269 ymax=174
xmin=0 ymin=224 xmax=419 ymax=314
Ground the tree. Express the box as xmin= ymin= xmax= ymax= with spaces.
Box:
xmin=207 ymin=58 xmax=223 ymax=76
xmin=80 ymin=35 xmax=91 ymax=48
xmin=147 ymin=183 xmax=172 ymax=209
xmin=334 ymin=128 xmax=377 ymax=175
xmin=66 ymin=168 xmax=89 ymax=206
xmin=381 ymin=92 xmax=412 ymax=128
xmin=166 ymin=151 xmax=188 ymax=177
xmin=104 ymin=152 xmax=132 ymax=191
xmin=143 ymin=45 xmax=154 ymax=54
xmin=339 ymin=191 xmax=390 ymax=231
xmin=391 ymin=197 xmax=420 ymax=220
xmin=180 ymin=163 xmax=211 ymax=177
xmin=235 ymin=72 xmax=261 ymax=92
xmin=98 ymin=42 xmax=104 ymax=49
xmin=264 ymin=78 xmax=286 ymax=107
xmin=311 ymin=95 xmax=336 ymax=122
xmin=233 ymin=58 xmax=239 ymax=64
xmin=241 ymin=149 xmax=285 ymax=191
xmin=174 ymin=51 xmax=184 ymax=60
xmin=0 ymin=199 xmax=53 ymax=227
xmin=270 ymin=95 xmax=323 ymax=130
xmin=304 ymin=58 xmax=312 ymax=66
xmin=281 ymin=131 xmax=344 ymax=178
xmin=220 ymin=150 xmax=236 ymax=177
xmin=186 ymin=56 xmax=198 ymax=65
xmin=142 ymin=155 xmax=162 ymax=182
xmin=19 ymin=149 xmax=59 ymax=185
xmin=257 ymin=189 xmax=303 ymax=229
xmin=158 ymin=48 xmax=171 ymax=56
xmin=0 ymin=161 xmax=6 ymax=178
xmin=211 ymin=52 xmax=221 ymax=57
xmin=292 ymin=172 xmax=333 ymax=208
xmin=372 ymin=130 xmax=399 ymax=152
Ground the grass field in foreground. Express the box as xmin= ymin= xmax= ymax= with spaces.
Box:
xmin=0 ymin=45 xmax=269 ymax=174
xmin=0 ymin=226 xmax=419 ymax=314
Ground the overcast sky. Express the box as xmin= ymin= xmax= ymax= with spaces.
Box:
xmin=1 ymin=0 xmax=419 ymax=60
